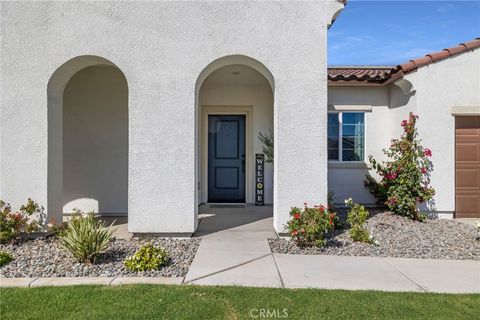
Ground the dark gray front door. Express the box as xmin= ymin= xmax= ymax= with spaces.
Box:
xmin=208 ymin=115 xmax=246 ymax=203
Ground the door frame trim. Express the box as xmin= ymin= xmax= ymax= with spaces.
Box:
xmin=201 ymin=105 xmax=253 ymax=204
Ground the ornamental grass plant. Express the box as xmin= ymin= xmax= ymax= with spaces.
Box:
xmin=59 ymin=210 xmax=115 ymax=264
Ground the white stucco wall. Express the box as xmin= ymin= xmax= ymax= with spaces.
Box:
xmin=328 ymin=48 xmax=480 ymax=215
xmin=402 ymin=49 xmax=480 ymax=215
xmin=328 ymin=87 xmax=390 ymax=204
xmin=63 ymin=65 xmax=128 ymax=215
xmin=0 ymin=1 xmax=343 ymax=233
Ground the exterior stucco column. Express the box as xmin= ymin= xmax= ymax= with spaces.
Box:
xmin=273 ymin=68 xmax=329 ymax=233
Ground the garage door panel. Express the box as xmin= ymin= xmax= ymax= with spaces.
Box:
xmin=456 ymin=129 xmax=480 ymax=137
xmin=456 ymin=169 xmax=479 ymax=189
xmin=456 ymin=117 xmax=480 ymax=129
xmin=456 ymin=116 xmax=480 ymax=218
xmin=455 ymin=195 xmax=479 ymax=214
xmin=456 ymin=143 xmax=480 ymax=162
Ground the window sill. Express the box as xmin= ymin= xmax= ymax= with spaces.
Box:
xmin=328 ymin=162 xmax=371 ymax=169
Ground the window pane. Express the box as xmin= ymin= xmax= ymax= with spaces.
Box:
xmin=328 ymin=113 xmax=339 ymax=160
xmin=343 ymin=112 xmax=364 ymax=125
xmin=341 ymin=113 xmax=364 ymax=161
xmin=328 ymin=113 xmax=339 ymax=125
xmin=328 ymin=148 xmax=339 ymax=160
xmin=342 ymin=124 xmax=358 ymax=136
xmin=342 ymin=136 xmax=355 ymax=149
xmin=328 ymin=137 xmax=338 ymax=149
xmin=328 ymin=125 xmax=339 ymax=139
xmin=343 ymin=149 xmax=364 ymax=161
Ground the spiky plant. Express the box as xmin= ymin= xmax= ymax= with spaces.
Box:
xmin=59 ymin=211 xmax=115 ymax=264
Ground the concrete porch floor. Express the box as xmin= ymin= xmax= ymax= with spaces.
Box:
xmin=185 ymin=204 xmax=279 ymax=286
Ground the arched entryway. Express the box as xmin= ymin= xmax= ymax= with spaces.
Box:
xmin=194 ymin=55 xmax=275 ymax=213
xmin=47 ymin=56 xmax=128 ymax=222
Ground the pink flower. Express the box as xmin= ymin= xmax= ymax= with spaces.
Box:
xmin=421 ymin=167 xmax=427 ymax=174
xmin=423 ymin=148 xmax=432 ymax=157
xmin=388 ymin=197 xmax=398 ymax=205
xmin=385 ymin=172 xmax=398 ymax=180
xmin=401 ymin=120 xmax=408 ymax=127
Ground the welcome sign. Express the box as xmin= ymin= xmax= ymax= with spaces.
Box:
xmin=255 ymin=154 xmax=265 ymax=206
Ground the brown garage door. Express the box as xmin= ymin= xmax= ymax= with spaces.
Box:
xmin=455 ymin=116 xmax=480 ymax=218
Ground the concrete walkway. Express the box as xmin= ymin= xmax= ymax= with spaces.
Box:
xmin=2 ymin=206 xmax=479 ymax=293
xmin=184 ymin=205 xmax=480 ymax=293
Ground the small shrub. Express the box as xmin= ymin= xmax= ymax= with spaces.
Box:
xmin=345 ymin=198 xmax=372 ymax=243
xmin=59 ymin=210 xmax=115 ymax=264
xmin=258 ymin=130 xmax=274 ymax=164
xmin=0 ymin=250 xmax=13 ymax=267
xmin=327 ymin=191 xmax=343 ymax=229
xmin=285 ymin=203 xmax=335 ymax=247
xmin=368 ymin=113 xmax=435 ymax=221
xmin=124 ymin=243 xmax=169 ymax=271
xmin=0 ymin=199 xmax=43 ymax=243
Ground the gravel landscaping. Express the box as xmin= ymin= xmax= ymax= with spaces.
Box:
xmin=270 ymin=210 xmax=480 ymax=260
xmin=0 ymin=237 xmax=200 ymax=278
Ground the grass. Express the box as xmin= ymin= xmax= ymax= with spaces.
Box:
xmin=1 ymin=284 xmax=479 ymax=319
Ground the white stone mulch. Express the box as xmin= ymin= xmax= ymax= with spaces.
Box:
xmin=0 ymin=237 xmax=200 ymax=278
xmin=269 ymin=211 xmax=480 ymax=260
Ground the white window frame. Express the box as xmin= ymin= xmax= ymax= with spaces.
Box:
xmin=328 ymin=111 xmax=366 ymax=163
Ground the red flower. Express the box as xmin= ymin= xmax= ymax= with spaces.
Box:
xmin=293 ymin=213 xmax=300 ymax=219
xmin=292 ymin=230 xmax=298 ymax=236
xmin=421 ymin=167 xmax=427 ymax=174
xmin=401 ymin=120 xmax=408 ymax=127
xmin=423 ymin=148 xmax=432 ymax=157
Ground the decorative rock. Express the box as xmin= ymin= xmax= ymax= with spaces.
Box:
xmin=270 ymin=211 xmax=480 ymax=260
xmin=0 ymin=237 xmax=200 ymax=278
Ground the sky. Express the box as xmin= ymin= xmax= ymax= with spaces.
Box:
xmin=328 ymin=0 xmax=480 ymax=66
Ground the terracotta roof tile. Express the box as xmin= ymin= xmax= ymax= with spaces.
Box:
xmin=328 ymin=38 xmax=480 ymax=86
xmin=328 ymin=67 xmax=393 ymax=85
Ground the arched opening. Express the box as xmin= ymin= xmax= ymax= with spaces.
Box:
xmin=194 ymin=55 xmax=275 ymax=227
xmin=47 ymin=56 xmax=128 ymax=223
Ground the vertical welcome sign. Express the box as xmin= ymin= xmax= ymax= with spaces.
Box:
xmin=255 ymin=154 xmax=265 ymax=206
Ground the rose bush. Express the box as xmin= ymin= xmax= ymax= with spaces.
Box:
xmin=285 ymin=203 xmax=335 ymax=247
xmin=367 ymin=113 xmax=435 ymax=221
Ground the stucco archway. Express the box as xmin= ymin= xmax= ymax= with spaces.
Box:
xmin=47 ymin=56 xmax=128 ymax=223
xmin=194 ymin=55 xmax=275 ymax=224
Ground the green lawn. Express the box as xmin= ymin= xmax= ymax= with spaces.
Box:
xmin=1 ymin=284 xmax=478 ymax=319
